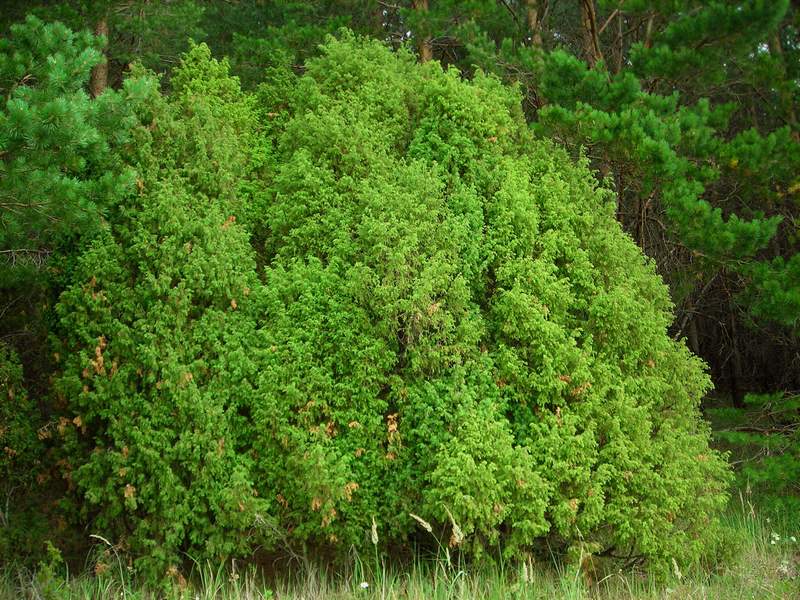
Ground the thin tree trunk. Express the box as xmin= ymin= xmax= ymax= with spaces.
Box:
xmin=636 ymin=194 xmax=645 ymax=247
xmin=615 ymin=12 xmax=624 ymax=73
xmin=412 ymin=0 xmax=433 ymax=62
xmin=90 ymin=17 xmax=109 ymax=98
xmin=643 ymin=13 xmax=655 ymax=48
xmin=525 ymin=0 xmax=543 ymax=47
xmin=686 ymin=299 xmax=700 ymax=356
xmin=580 ymin=0 xmax=603 ymax=67
xmin=371 ymin=3 xmax=384 ymax=38
xmin=728 ymin=306 xmax=745 ymax=409
xmin=769 ymin=30 xmax=799 ymax=139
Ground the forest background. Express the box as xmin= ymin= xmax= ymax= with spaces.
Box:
xmin=0 ymin=0 xmax=799 ymax=598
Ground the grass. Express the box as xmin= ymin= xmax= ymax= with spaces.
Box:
xmin=1 ymin=495 xmax=798 ymax=600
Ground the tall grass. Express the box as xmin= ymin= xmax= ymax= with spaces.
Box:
xmin=2 ymin=498 xmax=797 ymax=600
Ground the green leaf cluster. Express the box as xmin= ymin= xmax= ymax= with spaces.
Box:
xmin=51 ymin=44 xmax=269 ymax=578
xmin=0 ymin=343 xmax=46 ymax=560
xmin=0 ymin=15 xmax=139 ymax=285
xmin=48 ymin=34 xmax=732 ymax=577
xmin=0 ymin=11 xmax=736 ymax=579
xmin=245 ymin=35 xmax=730 ymax=570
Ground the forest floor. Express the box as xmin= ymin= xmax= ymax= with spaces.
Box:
xmin=2 ymin=495 xmax=798 ymax=600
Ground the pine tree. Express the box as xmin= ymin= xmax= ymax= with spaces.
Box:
xmin=0 ymin=15 xmax=135 ymax=284
xmin=0 ymin=2 xmax=206 ymax=87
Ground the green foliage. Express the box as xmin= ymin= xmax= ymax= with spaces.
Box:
xmin=0 ymin=343 xmax=46 ymax=561
xmin=108 ymin=1 xmax=206 ymax=72
xmin=0 ymin=1 xmax=207 ymax=76
xmin=628 ymin=0 xmax=789 ymax=84
xmin=742 ymin=254 xmax=800 ymax=330
xmin=250 ymin=34 xmax=731 ymax=570
xmin=32 ymin=540 xmax=67 ymax=599
xmin=711 ymin=393 xmax=800 ymax=514
xmin=52 ymin=45 xmax=270 ymax=579
xmin=200 ymin=0 xmax=382 ymax=89
xmin=538 ymin=2 xmax=800 ymax=350
xmin=0 ymin=15 xmax=135 ymax=284
xmin=0 ymin=344 xmax=37 ymax=482
xmin=0 ymin=4 xmax=763 ymax=585
xmin=47 ymin=32 xmax=732 ymax=578
xmin=365 ymin=0 xmax=800 ymax=403
xmin=534 ymin=51 xmax=780 ymax=262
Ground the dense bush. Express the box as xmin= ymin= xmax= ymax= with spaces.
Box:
xmin=51 ymin=46 xmax=269 ymax=578
xmin=249 ymin=35 xmax=731 ymax=569
xmin=0 ymin=344 xmax=46 ymax=559
xmin=0 ymin=15 xmax=140 ymax=566
xmin=51 ymin=35 xmax=731 ymax=578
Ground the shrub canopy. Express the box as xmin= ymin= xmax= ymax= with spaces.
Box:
xmin=53 ymin=35 xmax=730 ymax=577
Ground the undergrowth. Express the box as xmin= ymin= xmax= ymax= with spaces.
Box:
xmin=2 ymin=495 xmax=797 ymax=600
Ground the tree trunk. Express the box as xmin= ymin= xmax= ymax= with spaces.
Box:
xmin=728 ymin=306 xmax=745 ymax=409
xmin=644 ymin=13 xmax=655 ymax=48
xmin=412 ymin=0 xmax=433 ymax=62
xmin=525 ymin=0 xmax=543 ymax=47
xmin=686 ymin=299 xmax=700 ymax=356
xmin=769 ymin=30 xmax=799 ymax=139
xmin=580 ymin=0 xmax=603 ymax=67
xmin=90 ymin=17 xmax=109 ymax=98
xmin=614 ymin=11 xmax=624 ymax=73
